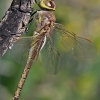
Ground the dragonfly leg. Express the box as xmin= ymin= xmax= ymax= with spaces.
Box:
xmin=24 ymin=10 xmax=38 ymax=34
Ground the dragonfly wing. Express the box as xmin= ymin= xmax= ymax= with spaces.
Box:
xmin=54 ymin=23 xmax=96 ymax=58
xmin=10 ymin=37 xmax=31 ymax=65
xmin=39 ymin=36 xmax=61 ymax=74
xmin=72 ymin=37 xmax=96 ymax=57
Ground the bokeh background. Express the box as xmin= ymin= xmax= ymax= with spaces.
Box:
xmin=0 ymin=0 xmax=100 ymax=100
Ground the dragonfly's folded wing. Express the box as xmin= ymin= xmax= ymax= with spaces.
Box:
xmin=54 ymin=23 xmax=96 ymax=58
xmin=39 ymin=36 xmax=61 ymax=74
xmin=10 ymin=37 xmax=31 ymax=65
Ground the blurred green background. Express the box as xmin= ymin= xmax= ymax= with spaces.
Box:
xmin=0 ymin=0 xmax=100 ymax=100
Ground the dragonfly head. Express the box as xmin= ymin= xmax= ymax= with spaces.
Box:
xmin=38 ymin=0 xmax=56 ymax=11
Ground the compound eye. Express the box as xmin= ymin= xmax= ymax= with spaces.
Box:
xmin=39 ymin=0 xmax=56 ymax=11
xmin=46 ymin=0 xmax=55 ymax=9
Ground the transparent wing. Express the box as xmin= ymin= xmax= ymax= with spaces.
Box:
xmin=39 ymin=36 xmax=61 ymax=74
xmin=54 ymin=23 xmax=96 ymax=58
xmin=10 ymin=37 xmax=31 ymax=65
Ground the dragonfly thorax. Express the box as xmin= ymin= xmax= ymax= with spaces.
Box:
xmin=35 ymin=11 xmax=56 ymax=33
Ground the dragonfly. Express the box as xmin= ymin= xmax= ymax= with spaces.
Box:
xmin=12 ymin=0 xmax=95 ymax=100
